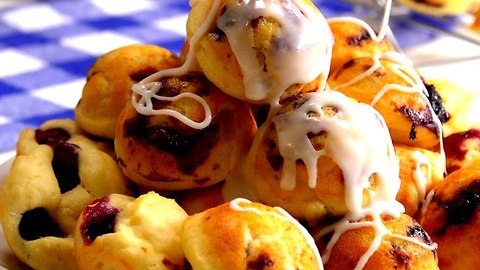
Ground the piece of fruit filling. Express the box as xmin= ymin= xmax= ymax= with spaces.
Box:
xmin=80 ymin=196 xmax=120 ymax=245
xmin=52 ymin=141 xmax=81 ymax=193
xmin=19 ymin=207 xmax=65 ymax=240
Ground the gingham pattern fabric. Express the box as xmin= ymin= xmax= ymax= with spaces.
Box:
xmin=0 ymin=0 xmax=472 ymax=163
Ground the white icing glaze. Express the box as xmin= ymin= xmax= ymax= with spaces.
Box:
xmin=217 ymin=0 xmax=333 ymax=103
xmin=130 ymin=0 xmax=225 ymax=129
xmin=272 ymin=90 xmax=401 ymax=213
xmin=229 ymin=198 xmax=324 ymax=270
xmin=419 ymin=189 xmax=436 ymax=225
xmin=410 ymin=150 xmax=433 ymax=203
xmin=129 ymin=0 xmax=440 ymax=268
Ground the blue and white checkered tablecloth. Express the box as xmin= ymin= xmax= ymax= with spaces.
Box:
xmin=0 ymin=0 xmax=479 ymax=164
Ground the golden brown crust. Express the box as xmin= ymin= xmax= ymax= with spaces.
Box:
xmin=186 ymin=0 xmax=325 ymax=103
xmin=0 ymin=139 xmax=131 ymax=269
xmin=114 ymin=72 xmax=257 ymax=190
xmin=75 ymin=44 xmax=181 ymax=139
xmin=320 ymin=214 xmax=438 ymax=270
xmin=394 ymin=144 xmax=444 ymax=216
xmin=420 ymin=161 xmax=480 ymax=270
xmin=329 ymin=57 xmax=441 ymax=149
xmin=182 ymin=199 xmax=321 ymax=270
xmin=328 ymin=20 xmax=395 ymax=75
xmin=429 ymin=79 xmax=480 ymax=137
xmin=74 ymin=192 xmax=188 ymax=270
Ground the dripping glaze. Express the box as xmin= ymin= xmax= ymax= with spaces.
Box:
xmin=230 ymin=198 xmax=324 ymax=269
xmin=130 ymin=0 xmax=439 ymax=269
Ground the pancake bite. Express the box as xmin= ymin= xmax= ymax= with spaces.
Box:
xmin=74 ymin=192 xmax=188 ymax=270
xmin=394 ymin=144 xmax=445 ymax=216
xmin=182 ymin=198 xmax=322 ymax=270
xmin=328 ymin=53 xmax=447 ymax=149
xmin=75 ymin=44 xmax=181 ymax=139
xmin=244 ymin=90 xmax=402 ymax=222
xmin=0 ymin=141 xmax=131 ymax=270
xmin=186 ymin=0 xmax=333 ymax=103
xmin=115 ymin=71 xmax=257 ymax=191
xmin=328 ymin=18 xmax=395 ymax=75
xmin=316 ymin=214 xmax=438 ymax=270
xmin=419 ymin=161 xmax=480 ymax=270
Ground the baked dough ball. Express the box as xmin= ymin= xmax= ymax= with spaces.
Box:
xmin=328 ymin=19 xmax=395 ymax=75
xmin=329 ymin=55 xmax=446 ymax=149
xmin=0 ymin=142 xmax=131 ymax=270
xmin=75 ymin=44 xmax=181 ymax=139
xmin=186 ymin=0 xmax=331 ymax=103
xmin=182 ymin=198 xmax=322 ymax=270
xmin=317 ymin=214 xmax=438 ymax=270
xmin=444 ymin=128 xmax=480 ymax=174
xmin=394 ymin=144 xmax=445 ymax=216
xmin=115 ymin=72 xmax=257 ymax=191
xmin=246 ymin=90 xmax=401 ymax=222
xmin=428 ymin=79 xmax=480 ymax=137
xmin=74 ymin=192 xmax=188 ymax=270
xmin=16 ymin=118 xmax=114 ymax=158
xmin=419 ymin=161 xmax=480 ymax=270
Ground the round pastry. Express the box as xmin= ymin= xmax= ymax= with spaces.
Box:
xmin=179 ymin=181 xmax=225 ymax=215
xmin=245 ymin=90 xmax=401 ymax=222
xmin=181 ymin=198 xmax=322 ymax=270
xmin=75 ymin=44 xmax=181 ymax=139
xmin=115 ymin=71 xmax=257 ymax=191
xmin=328 ymin=18 xmax=395 ymax=75
xmin=0 ymin=141 xmax=131 ymax=270
xmin=427 ymin=78 xmax=480 ymax=137
xmin=186 ymin=0 xmax=333 ymax=103
xmin=16 ymin=118 xmax=115 ymax=158
xmin=74 ymin=192 xmax=188 ymax=270
xmin=394 ymin=143 xmax=445 ymax=216
xmin=316 ymin=214 xmax=438 ymax=270
xmin=419 ymin=161 xmax=480 ymax=270
xmin=444 ymin=128 xmax=480 ymax=174
xmin=328 ymin=54 xmax=446 ymax=149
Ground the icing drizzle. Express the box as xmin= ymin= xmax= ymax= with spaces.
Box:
xmin=230 ymin=198 xmax=324 ymax=269
xmin=129 ymin=0 xmax=440 ymax=268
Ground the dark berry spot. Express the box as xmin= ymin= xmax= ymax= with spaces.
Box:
xmin=124 ymin=115 xmax=219 ymax=175
xmin=398 ymin=106 xmax=439 ymax=140
xmin=390 ymin=244 xmax=410 ymax=266
xmin=19 ymin=207 xmax=65 ymax=240
xmin=162 ymin=258 xmax=182 ymax=270
xmin=346 ymin=30 xmax=371 ymax=47
xmin=423 ymin=80 xmax=450 ymax=124
xmin=247 ymin=253 xmax=274 ymax=270
xmin=444 ymin=129 xmax=480 ymax=172
xmin=80 ymin=196 xmax=119 ymax=245
xmin=435 ymin=180 xmax=480 ymax=235
xmin=407 ymin=225 xmax=433 ymax=245
xmin=35 ymin=128 xmax=71 ymax=148
xmin=52 ymin=142 xmax=81 ymax=193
